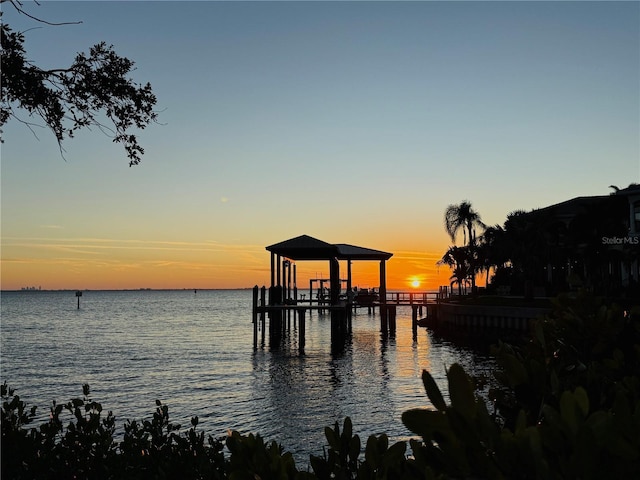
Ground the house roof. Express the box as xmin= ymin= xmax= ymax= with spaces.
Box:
xmin=528 ymin=196 xmax=610 ymax=219
xmin=615 ymin=184 xmax=640 ymax=198
xmin=520 ymin=194 xmax=630 ymax=231
xmin=266 ymin=235 xmax=393 ymax=261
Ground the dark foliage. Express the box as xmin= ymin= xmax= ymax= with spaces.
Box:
xmin=403 ymin=292 xmax=640 ymax=479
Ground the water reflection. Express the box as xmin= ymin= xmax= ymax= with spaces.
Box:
xmin=2 ymin=291 xmax=497 ymax=468
xmin=248 ymin=305 xmax=498 ymax=464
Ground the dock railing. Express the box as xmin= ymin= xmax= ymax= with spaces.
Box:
xmin=383 ymin=291 xmax=442 ymax=305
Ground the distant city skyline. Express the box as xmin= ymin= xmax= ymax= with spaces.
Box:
xmin=2 ymin=1 xmax=638 ymax=291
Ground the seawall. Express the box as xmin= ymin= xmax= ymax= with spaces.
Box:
xmin=435 ymin=302 xmax=550 ymax=333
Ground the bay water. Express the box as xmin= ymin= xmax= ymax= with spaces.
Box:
xmin=1 ymin=289 xmax=495 ymax=464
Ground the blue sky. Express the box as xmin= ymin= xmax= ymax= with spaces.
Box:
xmin=1 ymin=1 xmax=639 ymax=290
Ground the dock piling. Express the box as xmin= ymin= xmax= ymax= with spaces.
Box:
xmin=252 ymin=286 xmax=259 ymax=349
xmin=298 ymin=308 xmax=305 ymax=353
xmin=411 ymin=305 xmax=418 ymax=338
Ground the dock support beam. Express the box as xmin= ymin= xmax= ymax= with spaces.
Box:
xmin=379 ymin=260 xmax=387 ymax=305
xmin=298 ymin=308 xmax=306 ymax=353
xmin=380 ymin=304 xmax=396 ymax=336
xmin=388 ymin=305 xmax=396 ymax=335
xmin=252 ymin=286 xmax=259 ymax=350
xmin=261 ymin=287 xmax=266 ymax=345
xmin=412 ymin=305 xmax=419 ymax=339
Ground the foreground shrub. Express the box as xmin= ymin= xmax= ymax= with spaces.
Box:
xmin=1 ymin=383 xmax=226 ymax=480
xmin=3 ymin=293 xmax=639 ymax=479
xmin=402 ymin=293 xmax=640 ymax=479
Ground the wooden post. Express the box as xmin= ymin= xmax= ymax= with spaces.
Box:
xmin=298 ymin=308 xmax=305 ymax=353
xmin=293 ymin=286 xmax=298 ymax=326
xmin=412 ymin=304 xmax=418 ymax=339
xmin=380 ymin=305 xmax=388 ymax=334
xmin=252 ymin=286 xmax=259 ymax=349
xmin=379 ymin=260 xmax=387 ymax=305
xmin=76 ymin=290 xmax=82 ymax=309
xmin=276 ymin=254 xmax=281 ymax=287
xmin=268 ymin=285 xmax=283 ymax=348
xmin=330 ymin=258 xmax=340 ymax=306
xmin=270 ymin=253 xmax=275 ymax=288
xmin=293 ymin=263 xmax=297 ymax=291
xmin=331 ymin=306 xmax=347 ymax=347
xmin=287 ymin=260 xmax=292 ymax=301
xmin=260 ymin=286 xmax=266 ymax=346
xmin=283 ymin=259 xmax=291 ymax=325
xmin=389 ymin=305 xmax=397 ymax=335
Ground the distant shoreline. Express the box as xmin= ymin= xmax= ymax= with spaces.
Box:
xmin=2 ymin=287 xmax=438 ymax=294
xmin=1 ymin=287 xmax=255 ymax=293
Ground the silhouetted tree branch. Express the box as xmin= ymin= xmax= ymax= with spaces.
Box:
xmin=1 ymin=0 xmax=158 ymax=166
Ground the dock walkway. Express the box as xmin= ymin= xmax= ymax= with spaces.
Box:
xmin=251 ymin=286 xmax=442 ymax=353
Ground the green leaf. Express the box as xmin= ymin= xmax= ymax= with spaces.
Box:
xmin=559 ymin=391 xmax=579 ymax=436
xmin=447 ymin=363 xmax=476 ymax=419
xmin=515 ymin=409 xmax=527 ymax=434
xmin=386 ymin=441 xmax=407 ymax=462
xmin=574 ymin=387 xmax=589 ymax=417
xmin=325 ymin=425 xmax=339 ymax=451
xmin=349 ymin=433 xmax=361 ymax=461
xmin=365 ymin=435 xmax=381 ymax=467
xmin=585 ymin=410 xmax=610 ymax=438
xmin=550 ymin=370 xmax=560 ymax=395
xmin=422 ymin=370 xmax=447 ymax=411
xmin=377 ymin=433 xmax=389 ymax=452
xmin=310 ymin=455 xmax=330 ymax=478
xmin=534 ymin=319 xmax=546 ymax=349
xmin=342 ymin=416 xmax=352 ymax=443
xmin=402 ymin=408 xmax=451 ymax=439
xmin=501 ymin=352 xmax=528 ymax=387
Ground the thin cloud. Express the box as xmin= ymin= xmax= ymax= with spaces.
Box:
xmin=392 ymin=250 xmax=445 ymax=262
xmin=1 ymin=236 xmax=266 ymax=254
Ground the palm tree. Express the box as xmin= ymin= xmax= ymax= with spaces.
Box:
xmin=449 ymin=266 xmax=471 ymax=296
xmin=438 ymin=246 xmax=472 ymax=296
xmin=477 ymin=224 xmax=507 ymax=288
xmin=444 ymin=201 xmax=484 ymax=246
xmin=444 ymin=201 xmax=485 ymax=292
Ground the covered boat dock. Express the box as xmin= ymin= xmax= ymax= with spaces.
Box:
xmin=252 ymin=234 xmax=394 ymax=352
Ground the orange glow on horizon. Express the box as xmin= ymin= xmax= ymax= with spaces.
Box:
xmin=1 ymin=237 xmax=458 ymax=292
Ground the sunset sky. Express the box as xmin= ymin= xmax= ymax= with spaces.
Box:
xmin=2 ymin=1 xmax=639 ymax=291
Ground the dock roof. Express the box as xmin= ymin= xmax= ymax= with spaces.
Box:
xmin=335 ymin=243 xmax=393 ymax=261
xmin=266 ymin=235 xmax=393 ymax=261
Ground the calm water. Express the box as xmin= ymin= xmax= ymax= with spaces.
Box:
xmin=1 ymin=289 xmax=495 ymax=463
